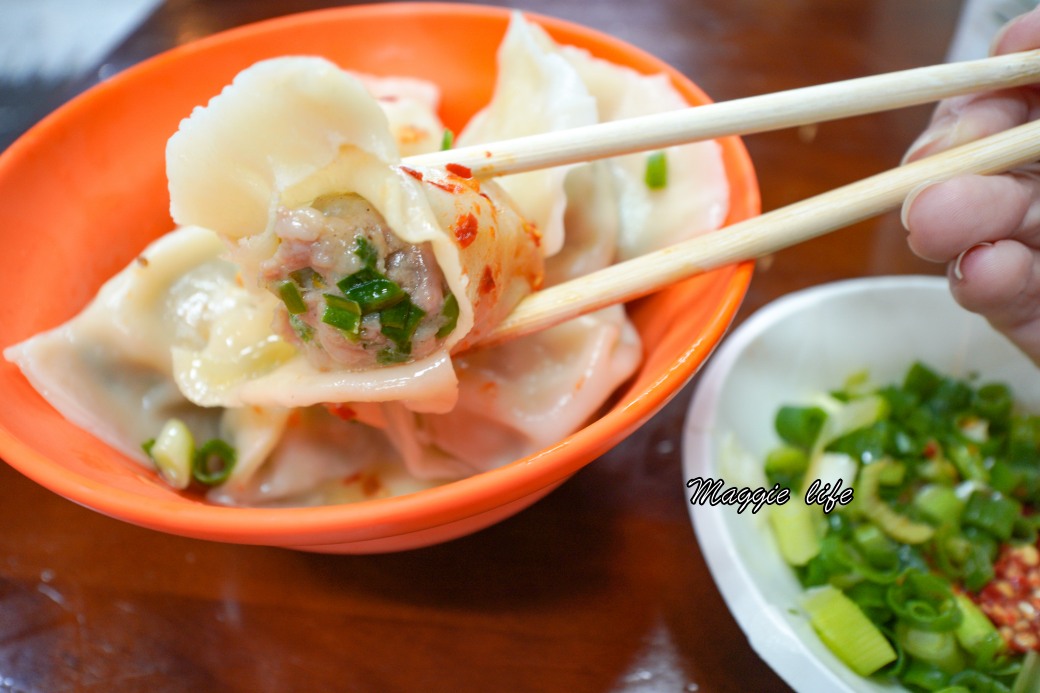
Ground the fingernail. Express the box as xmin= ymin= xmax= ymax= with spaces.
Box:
xmin=902 ymin=125 xmax=953 ymax=165
xmin=953 ymin=242 xmax=994 ymax=281
xmin=989 ymin=13 xmax=1025 ymax=55
xmin=989 ymin=22 xmax=1014 ymax=56
xmin=900 ymin=180 xmax=939 ymax=231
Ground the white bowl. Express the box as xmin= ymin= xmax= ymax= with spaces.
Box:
xmin=682 ymin=275 xmax=1040 ymax=693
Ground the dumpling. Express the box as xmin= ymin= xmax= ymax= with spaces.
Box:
xmin=557 ymin=43 xmax=730 ymax=260
xmin=166 ymin=57 xmax=543 ymax=408
xmin=456 ymin=15 xmax=598 ymax=258
xmin=2 ymin=226 xmax=293 ymax=491
xmin=374 ymin=305 xmax=642 ymax=480
xmin=462 ymin=13 xmax=730 ymax=264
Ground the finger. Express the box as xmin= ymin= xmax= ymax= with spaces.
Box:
xmin=903 ymin=91 xmax=1034 ymax=164
xmin=901 ymin=171 xmax=1040 ymax=262
xmin=948 ymin=239 xmax=1040 ymax=364
xmin=992 ymin=5 xmax=1040 ymax=54
xmin=903 ymin=4 xmax=1040 ymax=165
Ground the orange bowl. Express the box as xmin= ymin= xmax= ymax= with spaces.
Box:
xmin=0 ymin=3 xmax=758 ymax=552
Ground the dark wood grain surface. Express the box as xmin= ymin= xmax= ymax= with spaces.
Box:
xmin=0 ymin=1 xmax=964 ymax=691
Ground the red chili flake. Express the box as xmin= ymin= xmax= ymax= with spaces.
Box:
xmin=446 ymin=162 xmax=473 ymax=178
xmin=453 ymin=213 xmax=479 ymax=248
xmin=974 ymin=542 xmax=1040 ymax=653
xmin=400 ymin=166 xmax=424 ymax=181
xmin=324 ymin=403 xmax=357 ymax=422
xmin=922 ymin=440 xmax=939 ymax=459
xmin=135 ymin=255 xmax=149 ymax=268
xmin=429 ymin=179 xmax=463 ymax=194
xmin=479 ymin=266 xmax=496 ymax=295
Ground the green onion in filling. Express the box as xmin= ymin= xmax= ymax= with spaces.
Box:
xmin=441 ymin=128 xmax=454 ymax=151
xmin=380 ymin=298 xmax=426 ymax=354
xmin=436 ymin=292 xmax=459 ymax=339
xmin=289 ymin=314 xmax=314 ymax=342
xmin=353 ymin=236 xmax=378 ymax=270
xmin=322 ymin=294 xmax=362 ymax=338
xmin=337 ymin=268 xmax=407 ymax=313
xmin=277 ymin=280 xmax=308 ymax=315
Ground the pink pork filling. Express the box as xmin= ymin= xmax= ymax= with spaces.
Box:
xmin=261 ymin=194 xmax=453 ymax=370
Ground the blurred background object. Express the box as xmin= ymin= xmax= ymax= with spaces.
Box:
xmin=0 ymin=0 xmax=161 ymax=148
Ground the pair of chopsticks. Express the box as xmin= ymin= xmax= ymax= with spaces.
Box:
xmin=405 ymin=50 xmax=1040 ymax=346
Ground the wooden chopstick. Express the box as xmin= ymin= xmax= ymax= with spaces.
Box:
xmin=474 ymin=118 xmax=1040 ymax=348
xmin=405 ymin=50 xmax=1040 ymax=177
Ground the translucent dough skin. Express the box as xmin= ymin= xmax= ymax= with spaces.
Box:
xmin=167 ymin=56 xmax=543 ymax=370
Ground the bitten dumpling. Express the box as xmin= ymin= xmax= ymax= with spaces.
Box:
xmin=166 ymin=57 xmax=543 ymax=407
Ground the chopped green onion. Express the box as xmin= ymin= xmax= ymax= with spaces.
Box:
xmin=322 ymin=294 xmax=362 ymax=337
xmin=803 ymin=584 xmax=897 ymax=676
xmin=775 ymin=405 xmax=828 ymax=449
xmin=440 ymin=128 xmax=455 ymax=151
xmin=277 ymin=280 xmax=308 ymax=315
xmin=192 ymin=439 xmax=237 ymax=486
xmin=764 ymin=363 xmax=1039 ymax=690
xmin=947 ymin=671 xmax=1011 ymax=691
xmin=764 ymin=445 xmax=809 ymax=487
xmin=768 ymin=496 xmax=821 ymax=566
xmin=352 ymin=236 xmax=378 ymax=269
xmin=903 ymin=362 xmax=944 ymax=399
xmin=289 ymin=314 xmax=314 ymax=342
xmin=644 ymin=150 xmax=668 ymax=190
xmin=852 ymin=523 xmax=901 ymax=568
xmin=887 ymin=570 xmax=962 ymax=632
xmin=1012 ymin=651 xmax=1040 ymax=693
xmin=961 ymin=490 xmax=1021 ymax=541
xmin=289 ymin=267 xmax=324 ymax=290
xmin=900 ymin=659 xmax=951 ymax=690
xmin=913 ymin=484 xmax=964 ymax=525
xmin=953 ymin=594 xmax=1005 ymax=660
xmin=380 ymin=298 xmax=426 ymax=353
xmin=337 ymin=268 xmax=407 ymax=313
xmin=145 ymin=418 xmax=194 ymax=490
xmin=858 ymin=459 xmax=935 ymax=544
xmin=435 ymin=292 xmax=459 ymax=339
xmin=896 ymin=623 xmax=965 ymax=673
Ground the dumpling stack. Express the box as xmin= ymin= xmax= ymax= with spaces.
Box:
xmin=4 ymin=14 xmax=729 ymax=506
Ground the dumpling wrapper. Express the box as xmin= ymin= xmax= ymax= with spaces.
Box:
xmin=353 ymin=72 xmax=447 ymax=157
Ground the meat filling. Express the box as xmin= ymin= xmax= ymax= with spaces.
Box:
xmin=261 ymin=194 xmax=458 ymax=370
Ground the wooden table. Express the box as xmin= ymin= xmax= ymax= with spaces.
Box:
xmin=0 ymin=1 xmax=965 ymax=690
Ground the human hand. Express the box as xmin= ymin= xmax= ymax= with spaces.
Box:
xmin=901 ymin=7 xmax=1040 ymax=365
